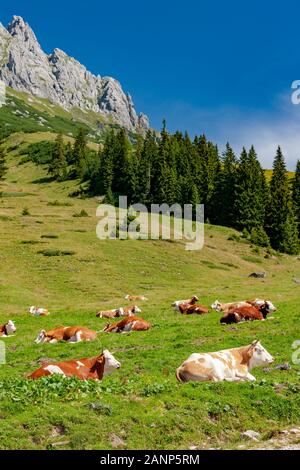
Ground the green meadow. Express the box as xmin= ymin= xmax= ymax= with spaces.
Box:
xmin=0 ymin=149 xmax=300 ymax=450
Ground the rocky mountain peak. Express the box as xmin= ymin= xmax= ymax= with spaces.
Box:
xmin=0 ymin=16 xmax=149 ymax=131
xmin=7 ymin=16 xmax=39 ymax=51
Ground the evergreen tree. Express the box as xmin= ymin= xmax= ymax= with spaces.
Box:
xmin=266 ymin=146 xmax=299 ymax=253
xmin=65 ymin=141 xmax=73 ymax=165
xmin=215 ymin=143 xmax=238 ymax=226
xmin=0 ymin=146 xmax=7 ymax=182
xmin=73 ymin=128 xmax=88 ymax=179
xmin=153 ymin=121 xmax=177 ymax=205
xmin=101 ymin=131 xmax=116 ymax=199
xmin=193 ymin=134 xmax=208 ymax=203
xmin=234 ymin=146 xmax=266 ymax=231
xmin=292 ymin=159 xmax=300 ymax=236
xmin=48 ymin=133 xmax=67 ymax=180
xmin=112 ymin=128 xmax=131 ymax=196
xmin=205 ymin=143 xmax=221 ymax=221
xmin=279 ymin=210 xmax=299 ymax=254
xmin=136 ymin=130 xmax=157 ymax=206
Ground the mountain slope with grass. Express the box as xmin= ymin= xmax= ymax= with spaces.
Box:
xmin=0 ymin=86 xmax=132 ymax=144
xmin=0 ymin=149 xmax=300 ymax=450
xmin=0 ymin=16 xmax=149 ymax=132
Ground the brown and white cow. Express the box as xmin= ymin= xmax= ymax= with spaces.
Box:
xmin=220 ymin=303 xmax=270 ymax=324
xmin=96 ymin=305 xmax=141 ymax=319
xmin=122 ymin=306 xmax=142 ymax=316
xmin=28 ymin=350 xmax=121 ymax=380
xmin=172 ymin=296 xmax=199 ymax=311
xmin=211 ymin=300 xmax=251 ymax=314
xmin=179 ymin=303 xmax=209 ymax=315
xmin=28 ymin=306 xmax=50 ymax=317
xmin=125 ymin=295 xmax=148 ymax=301
xmin=103 ymin=315 xmax=151 ymax=333
xmin=176 ymin=340 xmax=274 ymax=383
xmin=96 ymin=308 xmax=119 ymax=319
xmin=35 ymin=326 xmax=98 ymax=344
xmin=0 ymin=320 xmax=16 ymax=337
xmin=246 ymin=299 xmax=277 ymax=312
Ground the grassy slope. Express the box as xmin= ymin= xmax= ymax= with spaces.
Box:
xmin=0 ymin=152 xmax=300 ymax=450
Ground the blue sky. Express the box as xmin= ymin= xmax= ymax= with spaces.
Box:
xmin=1 ymin=1 xmax=300 ymax=168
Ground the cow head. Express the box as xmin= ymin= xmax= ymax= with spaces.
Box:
xmin=191 ymin=296 xmax=199 ymax=304
xmin=35 ymin=330 xmax=58 ymax=344
xmin=248 ymin=340 xmax=274 ymax=368
xmin=259 ymin=302 xmax=270 ymax=319
xmin=101 ymin=349 xmax=121 ymax=376
xmin=265 ymin=300 xmax=277 ymax=312
xmin=132 ymin=305 xmax=141 ymax=313
xmin=211 ymin=300 xmax=221 ymax=311
xmin=124 ymin=295 xmax=130 ymax=300
xmin=6 ymin=320 xmax=16 ymax=335
xmin=35 ymin=330 xmax=47 ymax=343
xmin=28 ymin=306 xmax=36 ymax=314
xmin=117 ymin=308 xmax=124 ymax=317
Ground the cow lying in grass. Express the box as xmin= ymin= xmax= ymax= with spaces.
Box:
xmin=176 ymin=340 xmax=274 ymax=383
xmin=220 ymin=302 xmax=270 ymax=324
xmin=28 ymin=350 xmax=121 ymax=380
xmin=28 ymin=306 xmax=50 ymax=316
xmin=0 ymin=320 xmax=16 ymax=337
xmin=103 ymin=316 xmax=151 ymax=333
xmin=125 ymin=295 xmax=148 ymax=301
xmin=172 ymin=296 xmax=199 ymax=311
xmin=35 ymin=326 xmax=98 ymax=343
xmin=96 ymin=305 xmax=141 ymax=319
xmin=211 ymin=300 xmax=251 ymax=314
xmin=246 ymin=299 xmax=277 ymax=312
xmin=179 ymin=303 xmax=209 ymax=315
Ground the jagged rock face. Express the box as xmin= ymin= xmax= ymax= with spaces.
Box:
xmin=0 ymin=16 xmax=149 ymax=131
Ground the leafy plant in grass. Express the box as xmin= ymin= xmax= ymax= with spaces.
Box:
xmin=0 ymin=215 xmax=12 ymax=221
xmin=21 ymin=207 xmax=30 ymax=216
xmin=87 ymin=402 xmax=112 ymax=416
xmin=73 ymin=209 xmax=89 ymax=218
xmin=41 ymin=234 xmax=59 ymax=239
xmin=47 ymin=200 xmax=73 ymax=207
xmin=0 ymin=191 xmax=32 ymax=197
xmin=0 ymin=376 xmax=102 ymax=404
xmin=20 ymin=240 xmax=41 ymax=245
xmin=38 ymin=249 xmax=75 ymax=257
xmin=140 ymin=381 xmax=171 ymax=397
xmin=0 ymin=146 xmax=8 ymax=182
xmin=242 ymin=255 xmax=262 ymax=264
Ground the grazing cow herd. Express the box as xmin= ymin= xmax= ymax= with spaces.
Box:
xmin=0 ymin=293 xmax=278 ymax=384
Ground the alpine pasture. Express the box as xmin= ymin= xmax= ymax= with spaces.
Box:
xmin=0 ymin=151 xmax=300 ymax=450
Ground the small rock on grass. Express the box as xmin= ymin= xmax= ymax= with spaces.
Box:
xmin=290 ymin=428 xmax=300 ymax=434
xmin=109 ymin=433 xmax=125 ymax=448
xmin=242 ymin=430 xmax=261 ymax=441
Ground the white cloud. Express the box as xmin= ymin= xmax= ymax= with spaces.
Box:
xmin=154 ymin=90 xmax=300 ymax=171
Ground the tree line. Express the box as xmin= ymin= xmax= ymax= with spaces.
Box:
xmin=1 ymin=123 xmax=300 ymax=254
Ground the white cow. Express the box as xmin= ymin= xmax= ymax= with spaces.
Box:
xmin=176 ymin=340 xmax=274 ymax=383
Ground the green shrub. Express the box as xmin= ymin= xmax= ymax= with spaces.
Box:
xmin=47 ymin=200 xmax=73 ymax=207
xmin=73 ymin=210 xmax=89 ymax=218
xmin=250 ymin=227 xmax=270 ymax=247
xmin=38 ymin=249 xmax=75 ymax=257
xmin=21 ymin=207 xmax=30 ymax=216
xmin=41 ymin=234 xmax=59 ymax=239
xmin=0 ymin=215 xmax=12 ymax=221
xmin=242 ymin=228 xmax=250 ymax=239
xmin=227 ymin=233 xmax=240 ymax=242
